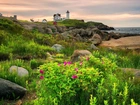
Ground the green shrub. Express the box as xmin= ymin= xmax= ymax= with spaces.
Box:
xmin=35 ymin=54 xmax=138 ymax=105
xmin=0 ymin=18 xmax=23 ymax=33
xmin=0 ymin=59 xmax=31 ymax=87
xmin=0 ymin=44 xmax=12 ymax=60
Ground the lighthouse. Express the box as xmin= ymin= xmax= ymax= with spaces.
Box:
xmin=66 ymin=10 xmax=70 ymax=19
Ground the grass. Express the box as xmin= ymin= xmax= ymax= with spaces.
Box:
xmin=47 ymin=19 xmax=104 ymax=28
xmin=0 ymin=18 xmax=140 ymax=105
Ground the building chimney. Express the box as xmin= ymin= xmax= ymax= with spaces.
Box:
xmin=14 ymin=15 xmax=17 ymax=20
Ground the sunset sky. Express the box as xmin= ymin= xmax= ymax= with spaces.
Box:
xmin=0 ymin=0 xmax=140 ymax=27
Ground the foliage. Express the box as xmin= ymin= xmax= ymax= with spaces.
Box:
xmin=0 ymin=18 xmax=140 ymax=105
xmin=58 ymin=19 xmax=85 ymax=27
xmin=55 ymin=19 xmax=104 ymax=28
xmin=35 ymin=53 xmax=139 ymax=105
xmin=0 ymin=59 xmax=31 ymax=87
xmin=0 ymin=18 xmax=23 ymax=33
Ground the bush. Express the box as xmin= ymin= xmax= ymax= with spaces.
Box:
xmin=35 ymin=54 xmax=138 ymax=105
xmin=0 ymin=18 xmax=23 ymax=33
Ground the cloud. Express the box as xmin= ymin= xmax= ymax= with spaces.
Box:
xmin=0 ymin=0 xmax=140 ymax=26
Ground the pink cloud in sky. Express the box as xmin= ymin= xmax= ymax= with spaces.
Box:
xmin=0 ymin=0 xmax=140 ymax=27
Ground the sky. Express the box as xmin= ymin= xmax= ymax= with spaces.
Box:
xmin=0 ymin=0 xmax=140 ymax=27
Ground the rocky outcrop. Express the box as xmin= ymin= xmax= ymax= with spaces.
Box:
xmin=86 ymin=21 xmax=114 ymax=30
xmin=0 ymin=78 xmax=27 ymax=100
xmin=100 ymin=36 xmax=140 ymax=50
xmin=110 ymin=32 xmax=121 ymax=39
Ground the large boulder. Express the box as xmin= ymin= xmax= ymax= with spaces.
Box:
xmin=9 ymin=66 xmax=29 ymax=77
xmin=0 ymin=78 xmax=27 ymax=100
xmin=71 ymin=50 xmax=92 ymax=63
xmin=52 ymin=44 xmax=64 ymax=52
xmin=89 ymin=34 xmax=102 ymax=45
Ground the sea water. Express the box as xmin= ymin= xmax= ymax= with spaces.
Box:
xmin=108 ymin=27 xmax=140 ymax=34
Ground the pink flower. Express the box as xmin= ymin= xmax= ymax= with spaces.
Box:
xmin=86 ymin=57 xmax=90 ymax=61
xmin=40 ymin=70 xmax=44 ymax=74
xmin=67 ymin=61 xmax=72 ymax=65
xmin=58 ymin=63 xmax=61 ymax=66
xmin=79 ymin=62 xmax=83 ymax=66
xmin=72 ymin=75 xmax=78 ymax=79
xmin=75 ymin=68 xmax=78 ymax=72
xmin=64 ymin=61 xmax=71 ymax=66
xmin=40 ymin=76 xmax=44 ymax=79
xmin=64 ymin=61 xmax=67 ymax=66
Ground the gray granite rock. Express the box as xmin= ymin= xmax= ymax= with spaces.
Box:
xmin=0 ymin=78 xmax=27 ymax=100
xmin=9 ymin=66 xmax=29 ymax=77
xmin=52 ymin=44 xmax=64 ymax=52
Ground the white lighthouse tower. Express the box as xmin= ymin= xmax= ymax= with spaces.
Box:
xmin=66 ymin=10 xmax=70 ymax=19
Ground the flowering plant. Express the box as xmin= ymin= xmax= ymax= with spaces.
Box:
xmin=36 ymin=54 xmax=137 ymax=105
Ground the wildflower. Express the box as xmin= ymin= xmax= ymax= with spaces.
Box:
xmin=58 ymin=63 xmax=61 ymax=66
xmin=75 ymin=68 xmax=78 ymax=72
xmin=64 ymin=61 xmax=67 ymax=66
xmin=40 ymin=76 xmax=44 ymax=79
xmin=67 ymin=61 xmax=72 ymax=65
xmin=86 ymin=57 xmax=90 ymax=61
xmin=64 ymin=61 xmax=72 ymax=66
xmin=72 ymin=75 xmax=78 ymax=79
xmin=79 ymin=62 xmax=83 ymax=66
xmin=40 ymin=70 xmax=44 ymax=74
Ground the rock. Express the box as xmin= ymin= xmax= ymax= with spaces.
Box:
xmin=92 ymin=28 xmax=111 ymax=41
xmin=0 ymin=78 xmax=27 ymax=100
xmin=87 ymin=30 xmax=92 ymax=36
xmin=49 ymin=26 xmax=57 ymax=33
xmin=97 ymin=23 xmax=114 ymax=30
xmin=9 ymin=66 xmax=29 ymax=77
xmin=90 ymin=44 xmax=99 ymax=50
xmin=46 ymin=52 xmax=53 ymax=60
xmin=75 ymin=34 xmax=83 ymax=41
xmin=121 ymin=68 xmax=140 ymax=78
xmin=80 ymin=29 xmax=87 ymax=36
xmin=110 ymin=32 xmax=121 ymax=39
xmin=56 ymin=26 xmax=63 ymax=33
xmin=56 ymin=26 xmax=67 ymax=33
xmin=135 ymin=71 xmax=140 ymax=77
xmin=102 ymin=32 xmax=111 ymax=41
xmin=71 ymin=50 xmax=92 ymax=63
xmin=72 ymin=29 xmax=81 ymax=35
xmin=52 ymin=44 xmax=64 ymax=52
xmin=61 ymin=32 xmax=71 ymax=39
xmin=15 ymin=100 xmax=22 ymax=105
xmin=44 ymin=28 xmax=53 ymax=34
xmin=89 ymin=34 xmax=102 ymax=45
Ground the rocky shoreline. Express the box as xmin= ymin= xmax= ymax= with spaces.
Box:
xmin=19 ymin=20 xmax=140 ymax=51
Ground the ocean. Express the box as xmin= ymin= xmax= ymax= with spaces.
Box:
xmin=107 ymin=27 xmax=140 ymax=35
